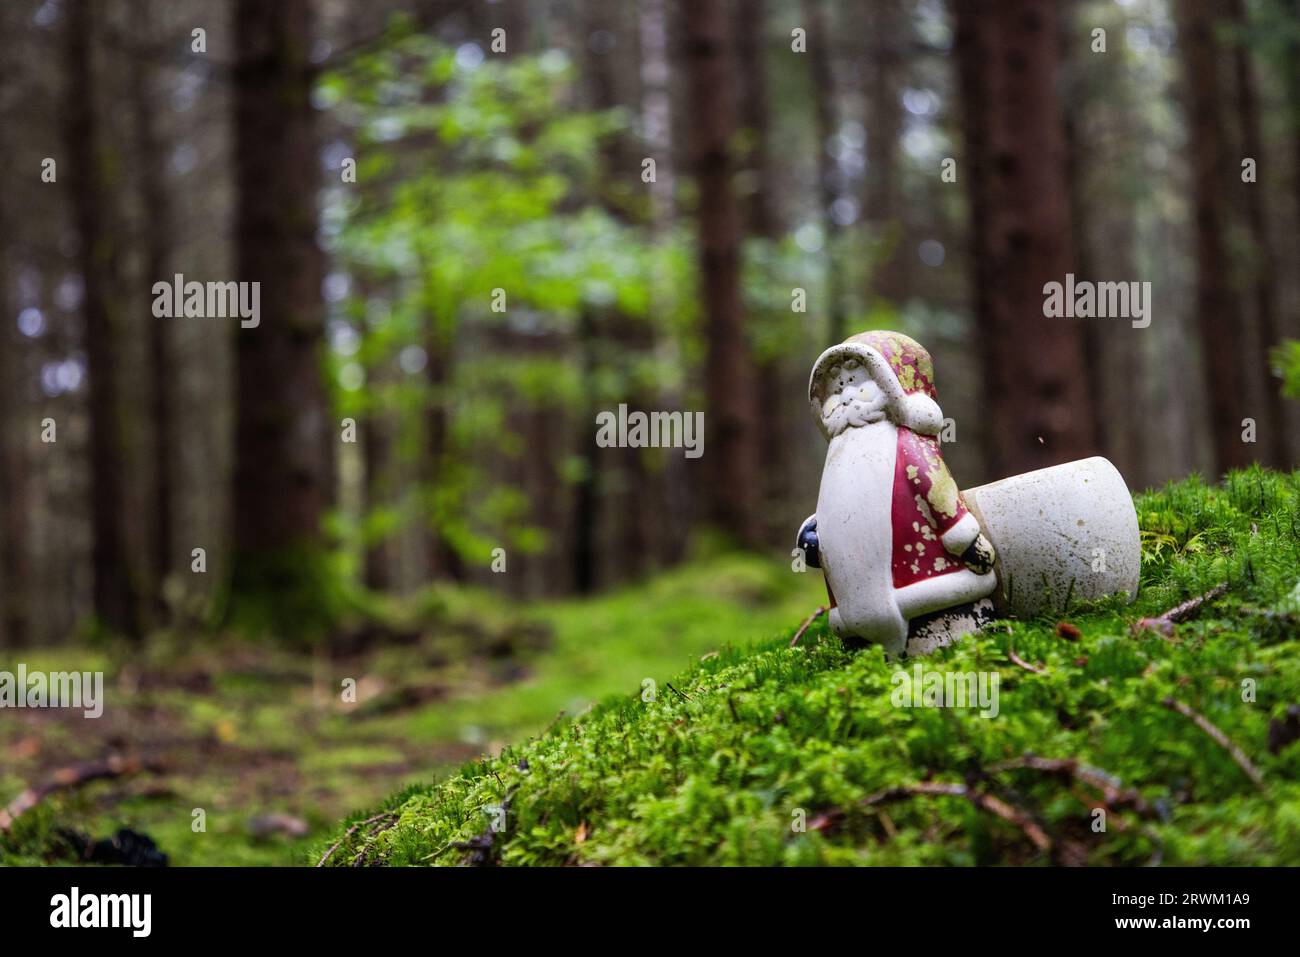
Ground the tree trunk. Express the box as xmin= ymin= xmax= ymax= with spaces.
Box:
xmin=1229 ymin=0 xmax=1287 ymax=467
xmin=639 ymin=0 xmax=676 ymax=223
xmin=0 ymin=17 xmax=30 ymax=647
xmin=585 ymin=0 xmax=655 ymax=581
xmin=681 ymin=0 xmax=760 ymax=544
xmin=129 ymin=2 xmax=175 ymax=624
xmin=1058 ymin=1 xmax=1108 ymax=460
xmin=421 ymin=310 xmax=462 ymax=582
xmin=862 ymin=0 xmax=907 ymax=307
xmin=639 ymin=0 xmax=692 ymax=568
xmin=571 ymin=310 xmax=600 ymax=593
xmin=0 ymin=194 xmax=31 ymax=648
xmin=735 ymin=0 xmax=777 ymax=239
xmin=362 ymin=396 xmax=393 ymax=593
xmin=954 ymin=0 xmax=1097 ymax=478
xmin=63 ymin=0 xmax=141 ymax=638
xmin=736 ymin=0 xmax=794 ymax=546
xmin=230 ymin=0 xmax=332 ymax=631
xmin=803 ymin=0 xmax=845 ymax=343
xmin=1175 ymin=0 xmax=1251 ymax=475
xmin=1290 ymin=0 xmax=1300 ymax=326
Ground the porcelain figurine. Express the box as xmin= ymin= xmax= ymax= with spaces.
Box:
xmin=797 ymin=330 xmax=1139 ymax=657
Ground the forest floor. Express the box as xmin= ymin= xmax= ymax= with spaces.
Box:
xmin=0 ymin=552 xmax=823 ymax=866
xmin=312 ymin=469 xmax=1300 ymax=866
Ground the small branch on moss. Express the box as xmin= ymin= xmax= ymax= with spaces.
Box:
xmin=1237 ymin=605 xmax=1300 ymax=626
xmin=316 ymin=811 xmax=397 ymax=868
xmin=789 ymin=606 xmax=828 ymax=648
xmin=542 ymin=710 xmax=567 ymax=737
xmin=0 ymin=755 xmax=165 ymax=833
xmin=1007 ymin=648 xmax=1047 ymax=675
xmin=1132 ymin=582 xmax=1229 ymax=639
xmin=352 ymin=813 xmax=399 ymax=867
xmin=666 ymin=682 xmax=691 ymax=702
xmin=987 ymin=754 xmax=1152 ymax=816
xmin=862 ymin=781 xmax=1051 ymax=852
xmin=1162 ymin=697 xmax=1265 ymax=790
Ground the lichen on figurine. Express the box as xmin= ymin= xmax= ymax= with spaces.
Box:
xmin=798 ymin=330 xmax=1140 ymax=657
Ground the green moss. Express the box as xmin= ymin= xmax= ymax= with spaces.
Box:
xmin=317 ymin=468 xmax=1300 ymax=866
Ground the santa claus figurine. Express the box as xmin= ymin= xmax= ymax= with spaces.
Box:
xmin=796 ymin=331 xmax=998 ymax=656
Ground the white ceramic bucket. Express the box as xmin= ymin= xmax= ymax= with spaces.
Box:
xmin=962 ymin=456 xmax=1140 ymax=618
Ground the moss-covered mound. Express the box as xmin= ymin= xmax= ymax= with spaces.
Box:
xmin=318 ymin=469 xmax=1300 ymax=866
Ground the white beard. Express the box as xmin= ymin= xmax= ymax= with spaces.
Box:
xmin=819 ymin=370 xmax=888 ymax=438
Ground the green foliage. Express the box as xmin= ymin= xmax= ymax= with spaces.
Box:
xmin=1273 ymin=340 xmax=1300 ymax=401
xmin=320 ymin=27 xmax=697 ymax=568
xmin=318 ymin=469 xmax=1300 ymax=866
xmin=221 ymin=543 xmax=355 ymax=644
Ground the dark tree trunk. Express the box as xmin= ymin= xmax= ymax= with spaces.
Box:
xmin=0 ymin=195 xmax=30 ymax=647
xmin=954 ymin=0 xmax=1097 ymax=478
xmin=422 ymin=312 xmax=462 ymax=582
xmin=803 ymin=0 xmax=845 ymax=343
xmin=681 ymin=0 xmax=760 ymax=544
xmin=230 ymin=0 xmax=332 ymax=629
xmin=862 ymin=0 xmax=907 ymax=306
xmin=362 ymin=402 xmax=393 ymax=593
xmin=640 ymin=0 xmax=676 ymax=226
xmin=1229 ymin=0 xmax=1287 ymax=467
xmin=735 ymin=0 xmax=777 ymax=239
xmin=63 ymin=0 xmax=141 ymax=638
xmin=1290 ymin=0 xmax=1300 ymax=314
xmin=736 ymin=0 xmax=792 ymax=546
xmin=1058 ymin=2 xmax=1107 ymax=458
xmin=571 ymin=310 xmax=600 ymax=594
xmin=639 ymin=0 xmax=691 ymax=567
xmin=129 ymin=3 xmax=175 ymax=624
xmin=0 ymin=18 xmax=30 ymax=647
xmin=584 ymin=0 xmax=657 ymax=581
xmin=1175 ymin=0 xmax=1250 ymax=475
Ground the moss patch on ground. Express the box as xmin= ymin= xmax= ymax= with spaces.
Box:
xmin=317 ymin=469 xmax=1300 ymax=866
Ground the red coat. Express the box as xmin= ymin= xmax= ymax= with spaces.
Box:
xmin=890 ymin=428 xmax=981 ymax=589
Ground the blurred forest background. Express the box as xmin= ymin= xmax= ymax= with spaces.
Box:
xmin=1 ymin=0 xmax=1299 ymax=650
xmin=4 ymin=0 xmax=1300 ymax=866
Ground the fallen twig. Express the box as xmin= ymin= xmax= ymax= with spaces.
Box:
xmin=1132 ymin=582 xmax=1229 ymax=639
xmin=1007 ymin=648 xmax=1047 ymax=675
xmin=986 ymin=754 xmax=1152 ymax=816
xmin=316 ymin=811 xmax=397 ymax=868
xmin=352 ymin=813 xmax=399 ymax=867
xmin=451 ymin=788 xmax=518 ymax=867
xmin=789 ymin=605 xmax=828 ymax=648
xmin=862 ymin=781 xmax=1051 ymax=852
xmin=1162 ymin=696 xmax=1266 ymax=790
xmin=0 ymin=755 xmax=165 ymax=832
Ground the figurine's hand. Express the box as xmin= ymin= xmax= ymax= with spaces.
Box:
xmin=960 ymin=533 xmax=996 ymax=575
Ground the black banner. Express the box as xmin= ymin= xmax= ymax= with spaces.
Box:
xmin=0 ymin=866 xmax=1277 ymax=943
